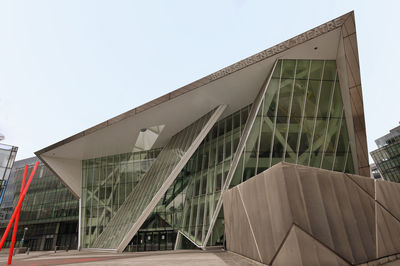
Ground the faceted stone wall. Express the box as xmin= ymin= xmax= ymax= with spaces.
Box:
xmin=223 ymin=162 xmax=400 ymax=265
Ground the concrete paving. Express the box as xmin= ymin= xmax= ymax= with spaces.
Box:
xmin=0 ymin=249 xmax=265 ymax=266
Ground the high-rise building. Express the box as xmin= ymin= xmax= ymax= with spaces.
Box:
xmin=371 ymin=124 xmax=400 ymax=182
xmin=35 ymin=11 xmax=369 ymax=252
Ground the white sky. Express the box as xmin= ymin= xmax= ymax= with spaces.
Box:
xmin=0 ymin=0 xmax=399 ymax=161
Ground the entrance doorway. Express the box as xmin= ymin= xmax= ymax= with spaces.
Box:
xmin=43 ymin=238 xmax=53 ymax=250
xmin=126 ymin=230 xmax=176 ymax=252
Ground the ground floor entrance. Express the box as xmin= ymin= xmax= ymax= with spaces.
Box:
xmin=126 ymin=230 xmax=176 ymax=252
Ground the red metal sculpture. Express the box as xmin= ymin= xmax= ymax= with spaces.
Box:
xmin=7 ymin=165 xmax=28 ymax=264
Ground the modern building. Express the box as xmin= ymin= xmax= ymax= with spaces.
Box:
xmin=370 ymin=163 xmax=382 ymax=179
xmin=371 ymin=124 xmax=400 ymax=182
xmin=35 ymin=11 xmax=369 ymax=253
xmin=0 ymin=157 xmax=79 ymax=251
xmin=0 ymin=143 xmax=18 ymax=206
xmin=0 ymin=152 xmax=18 ymax=224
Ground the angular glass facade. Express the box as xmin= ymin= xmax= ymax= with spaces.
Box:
xmin=233 ymin=59 xmax=354 ymax=183
xmin=81 ymin=149 xmax=161 ymax=247
xmin=126 ymin=163 xmax=193 ymax=251
xmin=126 ymin=105 xmax=250 ymax=251
xmin=177 ymin=59 xmax=355 ymax=247
xmin=80 ymin=59 xmax=356 ymax=251
xmin=89 ymin=106 xmax=224 ymax=249
xmin=178 ymin=106 xmax=250 ymax=247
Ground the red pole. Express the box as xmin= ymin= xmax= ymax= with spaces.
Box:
xmin=0 ymin=161 xmax=39 ymax=251
xmin=8 ymin=165 xmax=28 ymax=264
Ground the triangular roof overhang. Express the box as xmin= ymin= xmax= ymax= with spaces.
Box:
xmin=35 ymin=11 xmax=369 ymax=198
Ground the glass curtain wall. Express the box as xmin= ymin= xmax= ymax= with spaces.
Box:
xmin=0 ymin=167 xmax=16 ymax=222
xmin=14 ymin=163 xmax=79 ymax=224
xmin=81 ymin=59 xmax=356 ymax=251
xmin=179 ymin=59 xmax=355 ymax=247
xmin=0 ymin=221 xmax=78 ymax=251
xmin=232 ymin=59 xmax=354 ymax=185
xmin=0 ymin=144 xmax=17 ymax=204
xmin=126 ymin=166 xmax=189 ymax=252
xmin=91 ymin=107 xmax=221 ymax=250
xmin=124 ymin=106 xmax=250 ymax=251
xmin=0 ymin=161 xmax=79 ymax=250
xmin=371 ymin=135 xmax=400 ymax=182
xmin=81 ymin=149 xmax=161 ymax=248
xmin=178 ymin=106 xmax=250 ymax=247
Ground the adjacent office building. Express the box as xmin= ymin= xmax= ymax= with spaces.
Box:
xmin=371 ymin=125 xmax=400 ymax=182
xmin=0 ymin=143 xmax=18 ymax=206
xmin=0 ymin=157 xmax=79 ymax=251
xmin=35 ymin=11 xmax=369 ymax=252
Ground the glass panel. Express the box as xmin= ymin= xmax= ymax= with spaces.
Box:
xmin=8 ymin=159 xmax=79 ymax=250
xmin=91 ymin=107 xmax=221 ymax=249
xmin=79 ymin=59 xmax=357 ymax=251
xmin=371 ymin=135 xmax=400 ymax=182
xmin=177 ymin=104 xmax=251 ymax=246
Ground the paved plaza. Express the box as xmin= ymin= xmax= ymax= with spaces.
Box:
xmin=0 ymin=250 xmax=264 ymax=266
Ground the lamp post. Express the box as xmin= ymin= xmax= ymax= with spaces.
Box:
xmin=20 ymin=227 xmax=28 ymax=247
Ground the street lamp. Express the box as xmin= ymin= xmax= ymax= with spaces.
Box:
xmin=20 ymin=227 xmax=28 ymax=247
